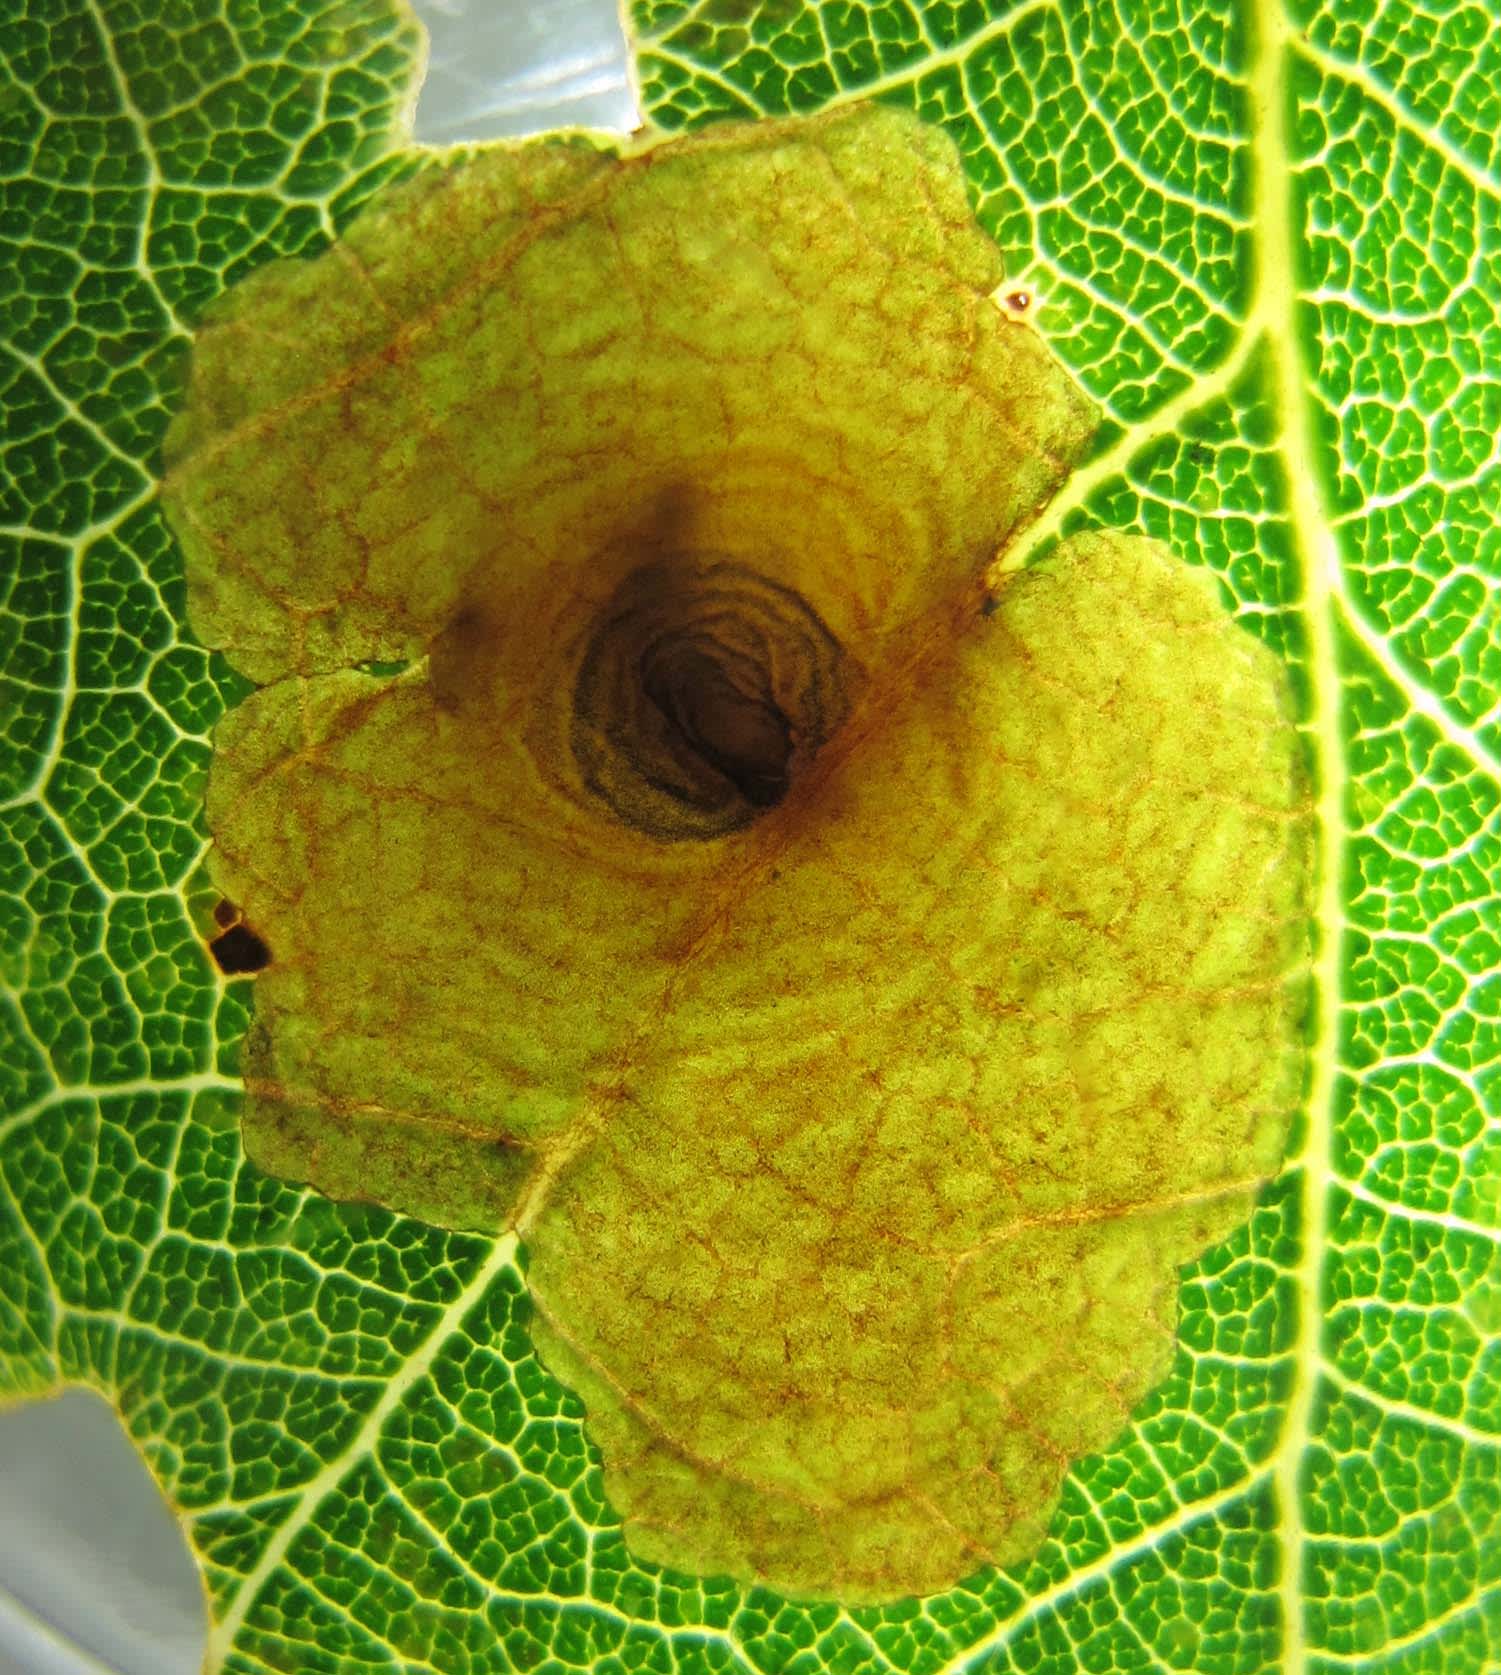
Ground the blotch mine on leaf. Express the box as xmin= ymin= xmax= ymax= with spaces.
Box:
xmin=160 ymin=103 xmax=1313 ymax=1603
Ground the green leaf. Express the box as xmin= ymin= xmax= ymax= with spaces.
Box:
xmin=1 ymin=1 xmax=1497 ymax=1672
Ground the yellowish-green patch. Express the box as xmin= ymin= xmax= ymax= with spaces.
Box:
xmin=161 ymin=103 xmax=1312 ymax=1601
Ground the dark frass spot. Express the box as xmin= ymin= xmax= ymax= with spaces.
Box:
xmin=210 ymin=922 xmax=271 ymax=975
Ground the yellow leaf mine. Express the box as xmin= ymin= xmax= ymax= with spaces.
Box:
xmin=162 ymin=104 xmax=1313 ymax=1601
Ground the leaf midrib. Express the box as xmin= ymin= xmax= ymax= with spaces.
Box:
xmin=1247 ymin=2 xmax=1341 ymax=1670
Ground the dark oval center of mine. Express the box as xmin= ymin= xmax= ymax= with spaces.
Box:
xmin=568 ymin=557 xmax=854 ymax=841
xmin=640 ymin=639 xmax=793 ymax=808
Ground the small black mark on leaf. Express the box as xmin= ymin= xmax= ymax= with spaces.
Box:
xmin=210 ymin=922 xmax=272 ymax=975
